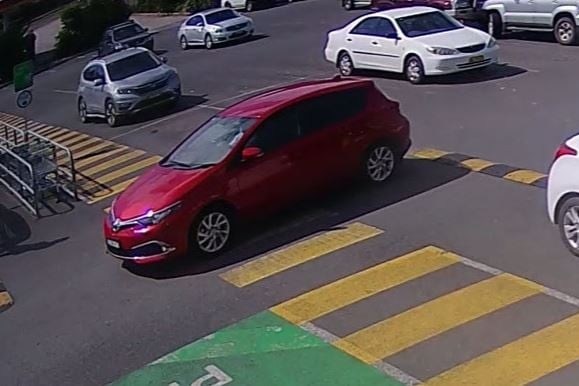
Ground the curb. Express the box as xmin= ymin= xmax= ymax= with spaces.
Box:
xmin=0 ymin=281 xmax=13 ymax=313
xmin=133 ymin=12 xmax=190 ymax=16
xmin=409 ymin=148 xmax=548 ymax=189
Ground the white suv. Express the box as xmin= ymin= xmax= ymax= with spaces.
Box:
xmin=484 ymin=0 xmax=579 ymax=45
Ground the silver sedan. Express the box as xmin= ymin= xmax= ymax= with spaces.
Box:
xmin=178 ymin=8 xmax=254 ymax=50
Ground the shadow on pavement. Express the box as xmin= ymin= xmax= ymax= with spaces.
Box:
xmin=0 ymin=203 xmax=68 ymax=257
xmin=125 ymin=158 xmax=469 ymax=279
xmin=356 ymin=63 xmax=526 ymax=85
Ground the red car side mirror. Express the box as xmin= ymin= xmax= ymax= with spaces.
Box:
xmin=241 ymin=147 xmax=263 ymax=161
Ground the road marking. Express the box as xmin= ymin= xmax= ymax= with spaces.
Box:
xmin=0 ymin=113 xmax=162 ymax=204
xmin=409 ymin=148 xmax=547 ymax=189
xmin=79 ymin=156 xmax=159 ymax=191
xmin=197 ymin=104 xmax=225 ymax=111
xmin=80 ymin=150 xmax=145 ymax=175
xmin=334 ymin=273 xmax=541 ymax=363
xmin=0 ymin=280 xmax=13 ymax=313
xmin=220 ymin=222 xmax=383 ymax=288
xmin=424 ymin=313 xmax=579 ymax=385
xmin=460 ymin=158 xmax=495 ymax=172
xmin=86 ymin=177 xmax=138 ymax=204
xmin=503 ymin=169 xmax=546 ymax=184
xmin=271 ymin=246 xmax=458 ymax=325
xmin=53 ymin=89 xmax=77 ymax=94
xmin=300 ymin=322 xmax=421 ymax=386
xmin=74 ymin=146 xmax=129 ymax=169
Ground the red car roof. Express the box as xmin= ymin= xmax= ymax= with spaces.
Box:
xmin=221 ymin=77 xmax=373 ymax=118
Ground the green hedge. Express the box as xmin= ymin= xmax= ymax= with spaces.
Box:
xmin=55 ymin=0 xmax=132 ymax=57
xmin=134 ymin=0 xmax=216 ymax=13
xmin=0 ymin=25 xmax=27 ymax=82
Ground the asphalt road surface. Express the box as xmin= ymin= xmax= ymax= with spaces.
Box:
xmin=2 ymin=1 xmax=579 ymax=385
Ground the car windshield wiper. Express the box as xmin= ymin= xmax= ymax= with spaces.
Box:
xmin=161 ymin=160 xmax=216 ymax=170
xmin=160 ymin=159 xmax=192 ymax=169
xmin=188 ymin=162 xmax=216 ymax=170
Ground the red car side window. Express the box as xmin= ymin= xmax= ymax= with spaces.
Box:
xmin=245 ymin=108 xmax=299 ymax=153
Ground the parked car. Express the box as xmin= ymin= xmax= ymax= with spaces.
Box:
xmin=77 ymin=47 xmax=181 ymax=127
xmin=483 ymin=0 xmax=579 ymax=45
xmin=342 ymin=0 xmax=486 ymax=24
xmin=104 ymin=77 xmax=411 ymax=264
xmin=547 ymin=134 xmax=579 ymax=256
xmin=178 ymin=8 xmax=254 ymax=49
xmin=98 ymin=20 xmax=155 ymax=57
xmin=324 ymin=7 xmax=499 ymax=84
xmin=220 ymin=0 xmax=288 ymax=11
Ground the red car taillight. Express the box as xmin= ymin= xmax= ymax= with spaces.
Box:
xmin=554 ymin=143 xmax=577 ymax=161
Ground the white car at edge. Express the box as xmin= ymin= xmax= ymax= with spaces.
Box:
xmin=324 ymin=7 xmax=499 ymax=84
xmin=547 ymin=134 xmax=579 ymax=256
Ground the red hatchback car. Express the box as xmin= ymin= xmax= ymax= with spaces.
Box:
xmin=104 ymin=77 xmax=411 ymax=264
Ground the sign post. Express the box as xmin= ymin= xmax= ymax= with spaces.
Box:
xmin=13 ymin=60 xmax=34 ymax=141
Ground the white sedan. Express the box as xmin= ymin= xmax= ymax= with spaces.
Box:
xmin=324 ymin=7 xmax=499 ymax=84
xmin=548 ymin=134 xmax=579 ymax=256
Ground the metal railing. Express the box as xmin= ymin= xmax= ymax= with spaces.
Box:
xmin=0 ymin=120 xmax=78 ymax=216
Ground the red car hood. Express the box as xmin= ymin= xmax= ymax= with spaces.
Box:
xmin=113 ymin=165 xmax=209 ymax=220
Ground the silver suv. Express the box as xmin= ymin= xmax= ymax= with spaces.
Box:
xmin=77 ymin=47 xmax=181 ymax=127
xmin=484 ymin=0 xmax=579 ymax=45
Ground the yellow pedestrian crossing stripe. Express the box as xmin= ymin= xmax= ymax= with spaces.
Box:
xmin=271 ymin=246 xmax=458 ymax=325
xmin=334 ymin=273 xmax=541 ymax=363
xmin=225 ymin=240 xmax=579 ymax=385
xmin=425 ymin=313 xmax=579 ymax=385
xmin=0 ymin=112 xmax=159 ymax=204
xmin=220 ymin=222 xmax=383 ymax=287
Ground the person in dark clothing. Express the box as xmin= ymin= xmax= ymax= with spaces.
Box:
xmin=24 ymin=29 xmax=36 ymax=61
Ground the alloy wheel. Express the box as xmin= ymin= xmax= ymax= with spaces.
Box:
xmin=106 ymin=103 xmax=116 ymax=127
xmin=79 ymin=99 xmax=87 ymax=123
xmin=367 ymin=146 xmax=395 ymax=182
xmin=180 ymin=36 xmax=188 ymax=50
xmin=196 ymin=212 xmax=231 ymax=253
xmin=339 ymin=53 xmax=353 ymax=76
xmin=205 ymin=34 xmax=213 ymax=49
xmin=406 ymin=59 xmax=422 ymax=83
xmin=563 ymin=206 xmax=579 ymax=249
xmin=558 ymin=21 xmax=574 ymax=44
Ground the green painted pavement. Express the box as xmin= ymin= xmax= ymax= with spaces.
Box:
xmin=112 ymin=311 xmax=402 ymax=386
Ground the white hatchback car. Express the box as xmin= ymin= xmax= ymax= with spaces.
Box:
xmin=547 ymin=134 xmax=579 ymax=256
xmin=324 ymin=7 xmax=499 ymax=84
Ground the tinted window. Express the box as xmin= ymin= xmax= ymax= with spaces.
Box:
xmin=187 ymin=16 xmax=203 ymax=26
xmin=205 ymin=10 xmax=238 ymax=24
xmin=396 ymin=11 xmax=462 ymax=38
xmin=162 ymin=117 xmax=255 ymax=168
xmin=106 ymin=51 xmax=161 ymax=81
xmin=94 ymin=65 xmax=105 ymax=80
xmin=350 ymin=17 xmax=381 ymax=36
xmin=297 ymin=88 xmax=367 ymax=136
xmin=245 ymin=109 xmax=299 ymax=153
xmin=377 ymin=18 xmax=396 ymax=37
xmin=113 ymin=24 xmax=145 ymax=41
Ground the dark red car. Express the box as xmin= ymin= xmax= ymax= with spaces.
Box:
xmin=104 ymin=77 xmax=411 ymax=264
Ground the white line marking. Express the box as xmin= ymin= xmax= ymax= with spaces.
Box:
xmin=457 ymin=253 xmax=579 ymax=307
xmin=53 ymin=89 xmax=77 ymax=94
xmin=300 ymin=322 xmax=422 ymax=385
xmin=197 ymin=104 xmax=225 ymax=111
xmin=109 ymin=76 xmax=310 ymax=141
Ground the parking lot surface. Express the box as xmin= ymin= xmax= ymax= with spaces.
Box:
xmin=3 ymin=1 xmax=579 ymax=385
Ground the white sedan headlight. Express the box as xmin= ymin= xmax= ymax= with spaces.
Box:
xmin=427 ymin=47 xmax=460 ymax=55
xmin=487 ymin=37 xmax=497 ymax=48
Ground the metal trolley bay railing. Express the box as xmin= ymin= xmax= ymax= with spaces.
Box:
xmin=0 ymin=121 xmax=78 ymax=216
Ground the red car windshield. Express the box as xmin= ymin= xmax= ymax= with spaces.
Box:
xmin=161 ymin=116 xmax=256 ymax=169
